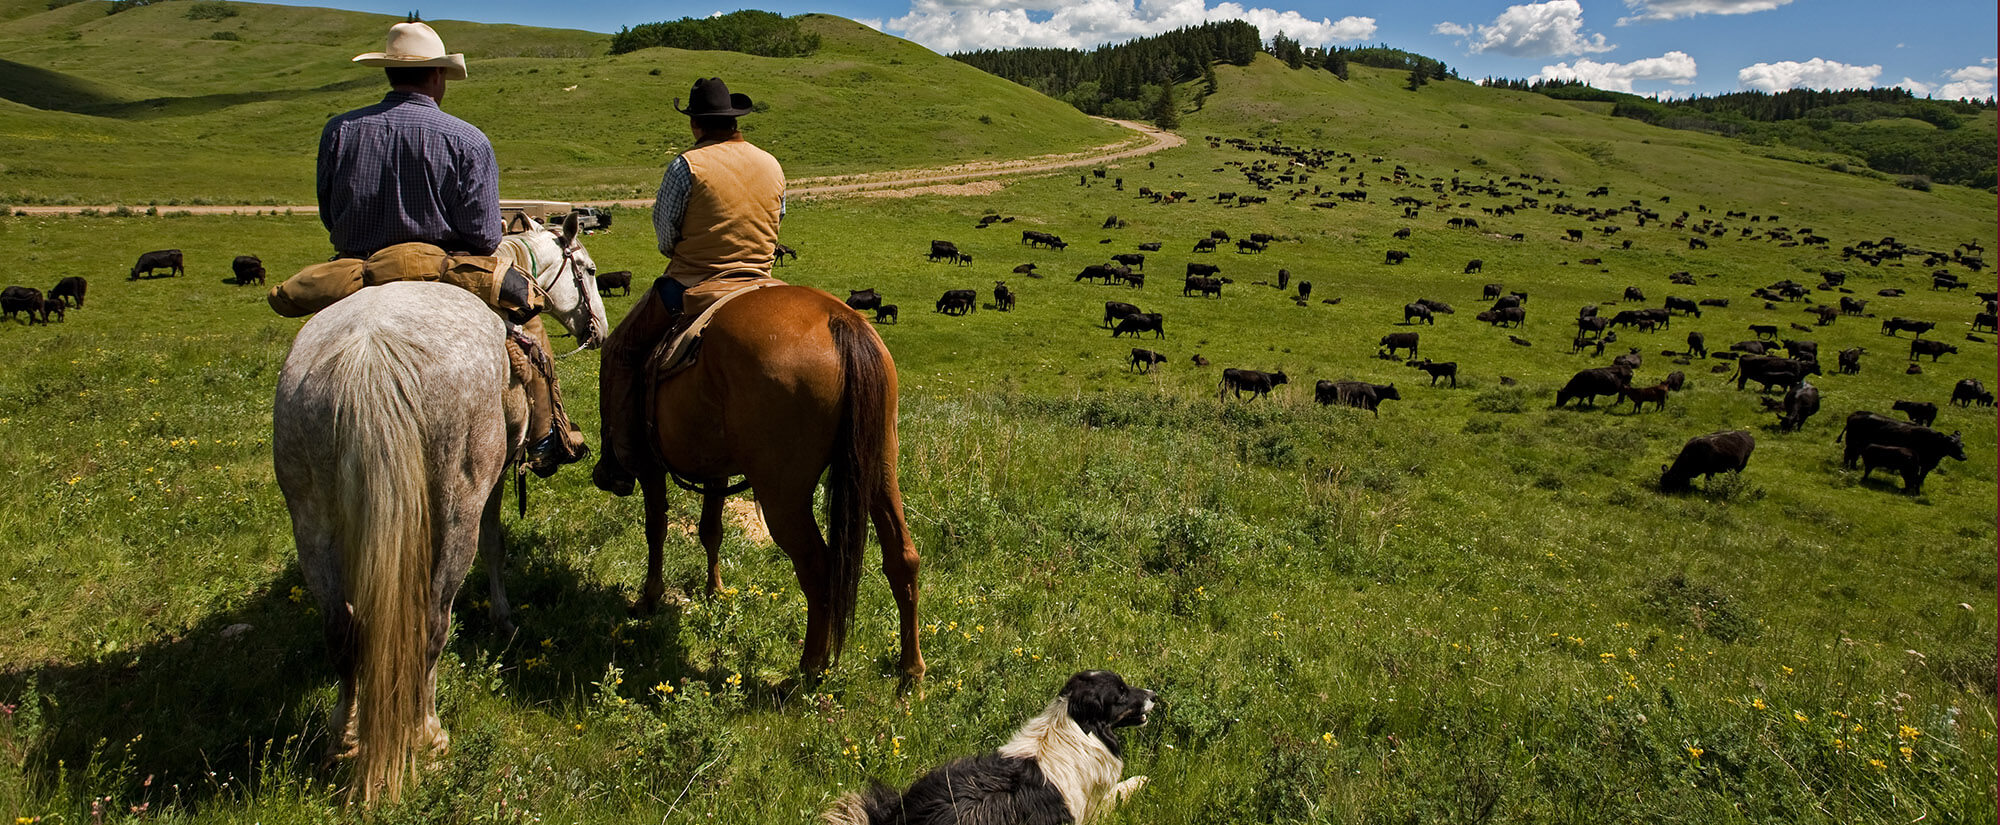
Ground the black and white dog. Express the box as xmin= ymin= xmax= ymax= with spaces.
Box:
xmin=825 ymin=671 xmax=1156 ymax=824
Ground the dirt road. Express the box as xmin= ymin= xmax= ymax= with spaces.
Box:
xmin=8 ymin=118 xmax=1184 ymax=216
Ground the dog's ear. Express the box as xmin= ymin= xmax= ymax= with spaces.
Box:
xmin=1060 ymin=671 xmax=1127 ymax=756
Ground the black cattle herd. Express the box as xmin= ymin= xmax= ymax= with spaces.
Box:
xmin=825 ymin=134 xmax=1992 ymax=497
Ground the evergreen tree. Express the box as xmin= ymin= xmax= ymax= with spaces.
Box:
xmin=1152 ymin=82 xmax=1180 ymax=129
xmin=1407 ymin=68 xmax=1427 ymax=91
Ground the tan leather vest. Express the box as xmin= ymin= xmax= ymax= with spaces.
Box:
xmin=667 ymin=137 xmax=785 ymax=287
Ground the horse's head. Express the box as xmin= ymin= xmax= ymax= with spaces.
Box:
xmin=514 ymin=214 xmax=608 ymax=354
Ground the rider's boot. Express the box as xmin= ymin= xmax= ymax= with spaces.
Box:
xmin=592 ymin=280 xmax=683 ymax=496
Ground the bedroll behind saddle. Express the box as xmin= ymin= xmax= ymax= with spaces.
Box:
xmin=268 ymin=242 xmax=541 ymax=321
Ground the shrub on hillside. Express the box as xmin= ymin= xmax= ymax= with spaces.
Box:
xmin=609 ymin=10 xmax=819 ymax=58
xmin=185 ymin=2 xmax=236 ymax=20
xmin=207 ymin=31 xmax=239 ymax=41
xmin=1897 ymin=174 xmax=1933 ymax=191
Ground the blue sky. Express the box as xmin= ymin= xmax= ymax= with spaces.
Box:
xmin=283 ymin=0 xmax=1996 ymax=99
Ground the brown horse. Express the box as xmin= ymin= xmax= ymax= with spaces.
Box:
xmin=639 ymin=286 xmax=924 ymax=684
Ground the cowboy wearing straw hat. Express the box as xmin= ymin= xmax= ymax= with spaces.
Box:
xmin=273 ymin=18 xmax=589 ymax=475
xmin=592 ymin=77 xmax=786 ymax=497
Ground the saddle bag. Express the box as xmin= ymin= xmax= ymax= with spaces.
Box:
xmin=268 ymin=242 xmax=542 ymax=321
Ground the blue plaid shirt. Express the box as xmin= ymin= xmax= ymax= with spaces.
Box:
xmin=318 ymin=91 xmax=502 ymax=257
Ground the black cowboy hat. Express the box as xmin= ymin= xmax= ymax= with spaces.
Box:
xmin=674 ymin=77 xmax=755 ymax=117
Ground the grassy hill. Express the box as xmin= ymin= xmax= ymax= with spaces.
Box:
xmin=0 ymin=2 xmax=1127 ymax=204
xmin=0 ymin=31 xmax=1994 ymax=825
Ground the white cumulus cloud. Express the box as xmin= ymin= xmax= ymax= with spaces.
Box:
xmin=1737 ymin=58 xmax=1881 ymax=92
xmin=1900 ymin=59 xmax=1998 ymax=101
xmin=1528 ymin=51 xmax=1698 ymax=93
xmin=1617 ymin=0 xmax=1793 ymax=25
xmin=887 ymin=0 xmax=1374 ymax=54
xmin=1436 ymin=1 xmax=1613 ymax=58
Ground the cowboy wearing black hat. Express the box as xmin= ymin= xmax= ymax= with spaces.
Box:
xmin=594 ymin=77 xmax=786 ymax=496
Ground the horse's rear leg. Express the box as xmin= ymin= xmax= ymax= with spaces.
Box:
xmin=699 ymin=492 xmax=726 ymax=595
xmin=480 ymin=478 xmax=514 ymax=636
xmin=423 ymin=490 xmax=487 ymax=756
xmin=639 ymin=472 xmax=669 ymax=613
xmin=760 ymin=484 xmax=835 ymax=676
xmin=872 ymin=486 xmax=925 ymax=686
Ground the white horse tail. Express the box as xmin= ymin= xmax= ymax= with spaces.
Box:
xmin=330 ymin=341 xmax=434 ymax=806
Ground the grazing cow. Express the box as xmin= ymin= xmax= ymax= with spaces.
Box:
xmin=40 ymin=299 xmax=63 ymax=323
xmin=129 ymin=249 xmax=183 ymax=279
xmin=1783 ymin=339 xmax=1818 ymax=362
xmin=1837 ymin=411 xmax=1966 ymax=480
xmin=1112 ymin=253 xmax=1145 ymax=270
xmin=1565 ymin=229 xmax=1584 ymax=242
xmin=1664 ymin=296 xmax=1700 ymax=317
xmin=1490 ymin=294 xmax=1523 ymax=311
xmin=1660 ymin=431 xmax=1754 ymax=491
xmin=596 ymin=270 xmax=633 ymax=296
xmin=1892 ymin=400 xmax=1937 ymax=427
xmin=1385 ymin=250 xmax=1410 ymax=265
xmin=1219 ymin=368 xmax=1288 ymax=401
xmin=1186 ymin=262 xmax=1221 ymax=278
xmin=1276 ymin=269 xmax=1291 ymax=290
xmin=1183 ymin=276 xmax=1223 ymax=298
xmin=1236 ymin=239 xmax=1266 ymax=254
xmin=1403 ymin=303 xmax=1434 ymax=325
xmin=1104 ymin=301 xmax=1142 ymax=327
xmin=1193 ymin=238 xmax=1219 ymax=253
xmin=1778 ymin=381 xmax=1821 ymax=431
xmin=1975 ymin=312 xmax=1998 ymax=333
xmin=1392 ymin=227 xmax=1412 ymax=239
xmin=1406 ymin=359 xmax=1457 ymax=387
xmin=1839 ymin=296 xmax=1867 ymax=316
xmin=1297 ymin=281 xmax=1313 ymax=301
xmin=928 ymin=240 xmax=960 ymax=263
xmin=1749 ymin=324 xmax=1778 ymax=339
xmin=1316 ymin=381 xmax=1401 ymax=416
xmin=1951 ymin=379 xmax=1985 ymax=407
xmin=1909 ymin=339 xmax=1957 ymax=361
xmin=993 ymin=282 xmax=1015 ymax=312
xmin=1128 ymin=348 xmax=1168 ymax=372
xmin=845 ymin=289 xmax=883 ymax=311
xmin=1860 ymin=445 xmax=1926 ymax=493
xmin=1 ymin=286 xmax=46 ymax=324
xmin=773 ymin=242 xmax=798 ymax=263
xmin=1379 ymin=332 xmax=1419 ymax=359
xmin=1112 ymin=313 xmax=1165 ymax=338
xmin=1612 ymin=382 xmax=1671 ymax=412
xmin=1686 ymin=331 xmax=1706 ymax=358
xmin=1576 ymin=316 xmax=1610 ymax=339
xmin=1663 ymin=370 xmax=1686 ymax=391
xmin=1623 ymin=286 xmax=1646 ymax=302
xmin=1075 ymin=264 xmax=1129 ymax=284
xmin=1836 ymin=347 xmax=1863 ymax=374
xmin=1483 ymin=283 xmax=1504 ymax=300
xmin=874 ymin=304 xmax=898 ymax=324
xmin=231 ymin=255 xmax=266 ymax=286
xmin=1880 ymin=317 xmax=1935 ymax=337
xmin=47 ymin=276 xmax=86 ymax=308
xmin=935 ymin=289 xmax=976 ymax=315
xmin=1812 ymin=305 xmax=1838 ymax=326
xmin=1416 ymin=298 xmax=1454 ymax=315
xmin=1481 ymin=306 xmax=1526 ymax=327
xmin=1612 ymin=349 xmax=1642 ymax=370
xmin=1555 ymin=365 xmax=1633 ymax=408
xmin=1463 ymin=259 xmax=1483 ymax=274
xmin=1734 ymin=355 xmax=1819 ymax=391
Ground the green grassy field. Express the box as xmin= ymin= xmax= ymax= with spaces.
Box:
xmin=0 ymin=1 xmax=1127 ymax=205
xmin=0 ymin=44 xmax=1995 ymax=825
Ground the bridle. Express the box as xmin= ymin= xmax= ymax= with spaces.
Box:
xmin=504 ymin=226 xmax=603 ymax=355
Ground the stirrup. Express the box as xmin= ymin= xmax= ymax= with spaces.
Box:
xmin=526 ymin=432 xmax=587 ymax=478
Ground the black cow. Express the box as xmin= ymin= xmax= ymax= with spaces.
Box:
xmin=1236 ymin=239 xmax=1266 ymax=254
xmin=1483 ymin=283 xmax=1504 ymax=299
xmin=1837 ymin=347 xmax=1863 ymax=374
xmin=1416 ymin=298 xmax=1454 ymax=315
xmin=928 ymin=240 xmax=960 ymax=263
xmin=48 ymin=276 xmax=86 ymax=308
xmin=40 ymin=299 xmax=63 ymax=323
xmin=774 ymin=243 xmax=798 ymax=263
xmin=1730 ymin=340 xmax=1771 ymax=356
xmin=1193 ymin=238 xmax=1219 ymax=253
xmin=1403 ymin=303 xmax=1434 ymax=325
xmin=1 ymin=286 xmax=46 ymax=324
xmin=1623 ymin=286 xmax=1646 ymax=302
xmin=231 ymin=255 xmax=266 ymax=286
xmin=1112 ymin=313 xmax=1165 ymax=338
xmin=1734 ymin=355 xmax=1819 ymax=391
xmin=1840 ymin=296 xmax=1867 ymax=316
xmin=1892 ymin=399 xmax=1937 ymax=427
xmin=1186 ymin=262 xmax=1221 ymax=278
xmin=1128 ymin=348 xmax=1168 ymax=372
xmin=1951 ymin=379 xmax=1985 ymax=407
xmin=1660 ymin=430 xmax=1755 ymax=491
xmin=874 ymin=305 xmax=899 ymax=324
xmin=1137 ymin=242 xmax=1162 ymax=252
xmin=1219 ymin=368 xmax=1288 ymax=401
xmin=1111 ymin=253 xmax=1145 ymax=270
xmin=1316 ymin=380 xmax=1401 ymax=416
xmin=1385 ymin=250 xmax=1410 ymax=265
xmin=1909 ymin=339 xmax=1957 ymax=361
xmin=1577 ymin=316 xmax=1611 ymax=338
xmin=1749 ymin=324 xmax=1778 ymax=339
xmin=1479 ymin=307 xmax=1525 ymax=327
xmin=1297 ymin=281 xmax=1313 ymax=301
xmin=1975 ymin=312 xmax=1998 ymax=333
xmin=1379 ymin=332 xmax=1419 ymax=359
xmin=1276 ymin=269 xmax=1291 ymax=290
xmin=1075 ymin=264 xmax=1129 ymax=284
xmin=935 ymin=289 xmax=976 ymax=315
xmin=1881 ymin=317 xmax=1935 ymax=337
xmin=130 ymin=249 xmax=183 ymax=280
xmin=1463 ymin=259 xmax=1483 ymax=274
xmin=1664 ymin=296 xmax=1700 ymax=317
xmin=1490 ymin=295 xmax=1523 ymax=311
xmin=1837 ymin=411 xmax=1966 ymax=482
xmin=1183 ymin=276 xmax=1222 ymax=298
xmin=845 ymin=288 xmax=883 ymax=311
xmin=1860 ymin=445 xmax=1926 ymax=494
xmin=1104 ymin=301 xmax=1142 ymax=327
xmin=597 ymin=270 xmax=633 ymax=296
xmin=1407 ymin=359 xmax=1458 ymax=387
xmin=993 ymin=282 xmax=1016 ymax=312
xmin=1778 ymin=381 xmax=1821 ymax=432
xmin=1783 ymin=339 xmax=1818 ymax=362
xmin=1555 ymin=365 xmax=1633 ymax=407
xmin=1686 ymin=331 xmax=1706 ymax=358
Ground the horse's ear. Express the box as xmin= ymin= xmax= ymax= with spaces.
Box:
xmin=560 ymin=213 xmax=580 ymax=244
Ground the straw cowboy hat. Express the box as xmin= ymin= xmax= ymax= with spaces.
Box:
xmin=674 ymin=77 xmax=756 ymax=118
xmin=353 ymin=21 xmax=467 ymax=81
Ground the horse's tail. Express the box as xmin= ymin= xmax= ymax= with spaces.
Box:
xmin=824 ymin=310 xmax=885 ymax=660
xmin=330 ymin=339 xmax=435 ymax=806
